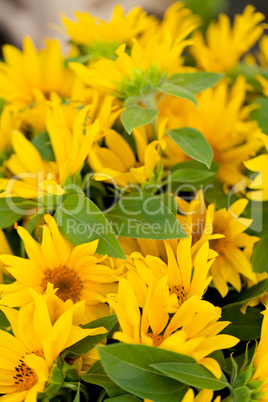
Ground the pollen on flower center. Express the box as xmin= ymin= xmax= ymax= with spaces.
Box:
xmin=13 ymin=358 xmax=38 ymax=391
xmin=170 ymin=285 xmax=187 ymax=305
xmin=42 ymin=266 xmax=83 ymax=303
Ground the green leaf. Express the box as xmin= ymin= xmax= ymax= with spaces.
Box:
xmin=98 ymin=344 xmax=191 ymax=402
xmin=104 ymin=396 xmax=141 ymax=402
xmin=168 ymin=72 xmax=224 ymax=94
xmin=252 ymin=236 xmax=268 ymax=273
xmin=38 ymin=361 xmax=63 ymax=399
xmin=0 ymin=310 xmax=11 ymax=331
xmin=166 ymin=127 xmax=213 ymax=168
xmin=0 ymin=197 xmax=37 ymax=228
xmin=233 ymin=386 xmax=250 ymax=402
xmin=32 ymin=132 xmax=55 ymax=161
xmin=54 ymin=193 xmax=126 ymax=259
xmin=121 ymin=105 xmax=158 ymax=134
xmin=250 ymin=98 xmax=268 ymax=135
xmin=106 ymin=192 xmax=186 ymax=239
xmin=151 ymin=362 xmax=228 ymax=391
xmin=170 ymin=168 xmax=215 ymax=184
xmin=83 ymin=361 xmax=126 ymax=398
xmin=220 ymin=308 xmax=263 ymax=341
xmin=66 ymin=315 xmax=117 ymax=357
xmin=158 ymin=83 xmax=197 ymax=106
xmin=223 ymin=279 xmax=268 ymax=312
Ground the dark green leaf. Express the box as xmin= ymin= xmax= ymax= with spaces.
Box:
xmin=54 ymin=193 xmax=126 ymax=259
xmin=106 ymin=192 xmax=186 ymax=239
xmin=151 ymin=362 xmax=228 ymax=390
xmin=98 ymin=344 xmax=191 ymax=402
xmin=158 ymin=83 xmax=197 ymax=106
xmin=32 ymin=132 xmax=55 ymax=161
xmin=0 ymin=197 xmax=37 ymax=228
xmin=220 ymin=308 xmax=263 ymax=341
xmin=168 ymin=72 xmax=224 ymax=93
xmin=121 ymin=105 xmax=158 ymax=134
xmin=166 ymin=127 xmax=213 ymax=168
xmin=223 ymin=279 xmax=268 ymax=312
xmin=170 ymin=168 xmax=215 ymax=183
xmin=83 ymin=361 xmax=126 ymax=398
xmin=104 ymin=396 xmax=141 ymax=402
xmin=66 ymin=315 xmax=117 ymax=357
xmin=252 ymin=236 xmax=268 ymax=273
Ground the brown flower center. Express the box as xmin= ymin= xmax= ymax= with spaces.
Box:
xmin=170 ymin=285 xmax=187 ymax=306
xmin=147 ymin=333 xmax=164 ymax=347
xmin=13 ymin=358 xmax=38 ymax=391
xmin=42 ymin=266 xmax=83 ymax=302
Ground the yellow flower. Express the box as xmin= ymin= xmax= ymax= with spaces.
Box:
xmin=0 ymin=214 xmax=124 ymax=322
xmin=0 ymin=104 xmax=21 ymax=151
xmin=158 ymin=77 xmax=262 ymax=188
xmin=91 ymin=125 xmax=165 ymax=186
xmin=125 ymin=238 xmax=215 ymax=312
xmin=190 ymin=5 xmax=265 ymax=72
xmin=0 ymin=287 xmax=106 ymax=401
xmin=177 ymin=191 xmax=258 ymax=297
xmin=62 ymin=5 xmax=154 ymax=51
xmin=182 ymin=389 xmax=220 ymax=402
xmin=108 ymin=277 xmax=238 ymax=378
xmin=0 ymin=104 xmax=100 ymax=199
xmin=0 ymin=229 xmax=12 ymax=283
xmin=249 ymin=307 xmax=268 ymax=400
xmin=244 ymin=133 xmax=268 ymax=201
xmin=70 ymin=34 xmax=192 ymax=99
xmin=0 ymin=38 xmax=74 ymax=106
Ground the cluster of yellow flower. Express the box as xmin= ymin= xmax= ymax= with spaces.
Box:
xmin=0 ymin=3 xmax=268 ymax=401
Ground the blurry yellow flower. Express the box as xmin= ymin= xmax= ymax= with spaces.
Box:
xmin=158 ymin=77 xmax=262 ymax=188
xmin=70 ymin=34 xmax=192 ymax=99
xmin=109 ymin=277 xmax=238 ymax=378
xmin=0 ymin=215 xmax=124 ymax=321
xmin=0 ymin=229 xmax=12 ymax=283
xmin=244 ymin=133 xmax=268 ymax=201
xmin=182 ymin=389 xmax=220 ymax=402
xmin=190 ymin=5 xmax=265 ymax=72
xmin=62 ymin=5 xmax=154 ymax=50
xmin=0 ymin=38 xmax=74 ymax=106
xmin=177 ymin=191 xmax=258 ymax=297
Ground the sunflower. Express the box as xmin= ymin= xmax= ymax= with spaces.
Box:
xmin=158 ymin=77 xmax=262 ymax=188
xmin=0 ymin=287 xmax=106 ymax=401
xmin=0 ymin=229 xmax=12 ymax=283
xmin=0 ymin=38 xmax=74 ymax=107
xmin=70 ymin=33 xmax=193 ymax=100
xmin=108 ymin=278 xmax=238 ymax=378
xmin=176 ymin=191 xmax=258 ymax=297
xmin=181 ymin=389 xmax=220 ymax=402
xmin=0 ymin=214 xmax=124 ymax=322
xmin=124 ymin=238 xmax=215 ymax=312
xmin=62 ymin=5 xmax=155 ymax=57
xmin=244 ymin=133 xmax=268 ymax=201
xmin=190 ymin=5 xmax=265 ymax=72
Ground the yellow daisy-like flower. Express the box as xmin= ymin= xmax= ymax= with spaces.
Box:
xmin=70 ymin=34 xmax=192 ymax=99
xmin=0 ymin=287 xmax=106 ymax=401
xmin=0 ymin=229 xmax=12 ymax=283
xmin=177 ymin=191 xmax=258 ymax=297
xmin=190 ymin=5 xmax=265 ymax=72
xmin=181 ymin=389 xmax=220 ymax=402
xmin=244 ymin=133 xmax=268 ymax=201
xmin=0 ymin=214 xmax=124 ymax=322
xmin=0 ymin=104 xmax=100 ymax=199
xmin=109 ymin=277 xmax=238 ymax=378
xmin=62 ymin=5 xmax=154 ymax=50
xmin=158 ymin=77 xmax=262 ymax=188
xmin=0 ymin=38 xmax=74 ymax=107
xmin=125 ymin=238 xmax=215 ymax=312
xmin=91 ymin=125 xmax=165 ymax=187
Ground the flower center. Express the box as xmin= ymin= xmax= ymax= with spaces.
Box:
xmin=170 ymin=285 xmax=187 ymax=306
xmin=42 ymin=266 xmax=83 ymax=302
xmin=147 ymin=333 xmax=164 ymax=347
xmin=13 ymin=358 xmax=38 ymax=391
